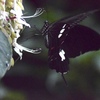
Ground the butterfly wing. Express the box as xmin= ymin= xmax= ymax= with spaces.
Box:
xmin=48 ymin=24 xmax=100 ymax=73
xmin=43 ymin=10 xmax=100 ymax=73
xmin=57 ymin=9 xmax=99 ymax=24
xmin=44 ymin=10 xmax=99 ymax=48
xmin=62 ymin=25 xmax=100 ymax=58
xmin=47 ymin=23 xmax=70 ymax=73
xmin=47 ymin=26 xmax=69 ymax=73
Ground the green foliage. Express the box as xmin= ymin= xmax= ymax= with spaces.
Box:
xmin=3 ymin=91 xmax=27 ymax=100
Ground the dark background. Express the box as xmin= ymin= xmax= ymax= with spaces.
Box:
xmin=1 ymin=0 xmax=100 ymax=100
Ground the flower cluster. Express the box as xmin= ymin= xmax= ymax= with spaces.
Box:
xmin=0 ymin=0 xmax=44 ymax=67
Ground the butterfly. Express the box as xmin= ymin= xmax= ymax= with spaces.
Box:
xmin=41 ymin=9 xmax=100 ymax=74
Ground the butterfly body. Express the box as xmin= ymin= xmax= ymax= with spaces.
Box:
xmin=41 ymin=10 xmax=100 ymax=73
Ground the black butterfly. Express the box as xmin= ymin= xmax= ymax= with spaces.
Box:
xmin=41 ymin=10 xmax=100 ymax=74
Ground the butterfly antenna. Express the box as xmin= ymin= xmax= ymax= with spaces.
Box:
xmin=61 ymin=73 xmax=68 ymax=87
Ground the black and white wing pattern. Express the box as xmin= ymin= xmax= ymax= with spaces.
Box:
xmin=41 ymin=10 xmax=100 ymax=73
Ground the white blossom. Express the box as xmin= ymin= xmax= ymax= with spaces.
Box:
xmin=0 ymin=0 xmax=44 ymax=65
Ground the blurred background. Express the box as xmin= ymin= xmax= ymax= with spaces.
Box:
xmin=1 ymin=0 xmax=100 ymax=100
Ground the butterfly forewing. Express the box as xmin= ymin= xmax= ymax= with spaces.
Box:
xmin=57 ymin=9 xmax=99 ymax=23
xmin=44 ymin=10 xmax=99 ymax=47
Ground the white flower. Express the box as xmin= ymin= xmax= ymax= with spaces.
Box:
xmin=12 ymin=7 xmax=44 ymax=59
xmin=0 ymin=0 xmax=44 ymax=62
